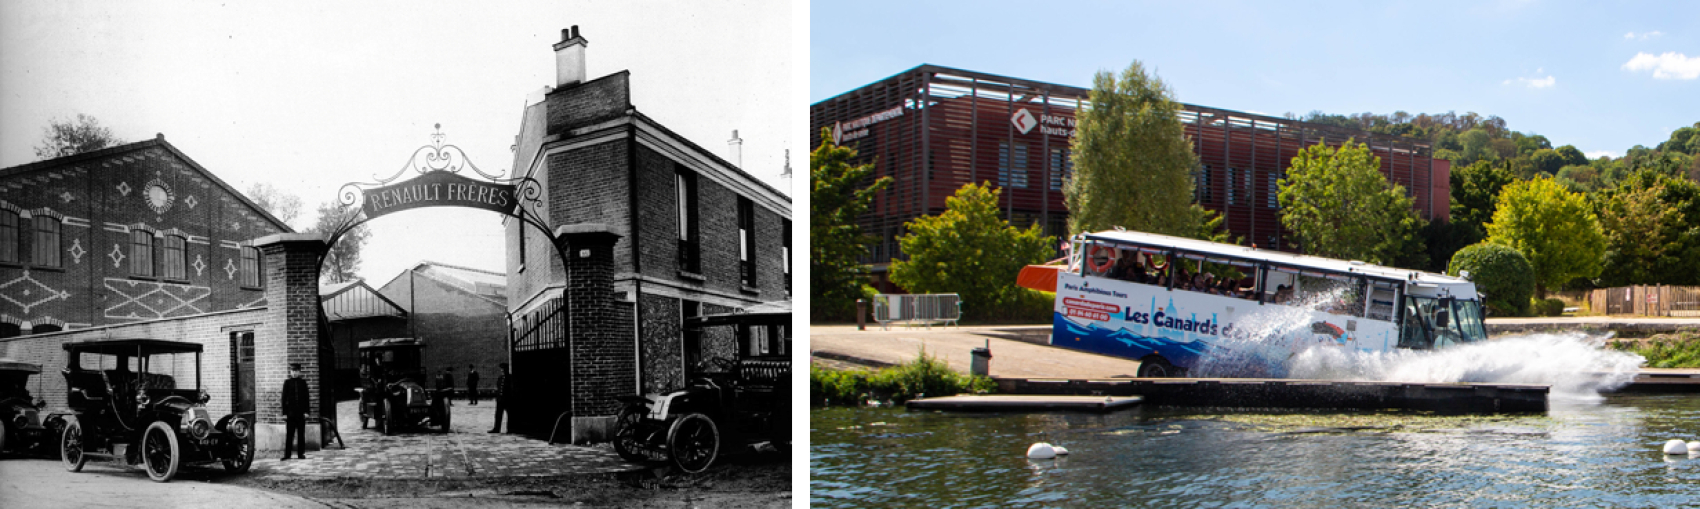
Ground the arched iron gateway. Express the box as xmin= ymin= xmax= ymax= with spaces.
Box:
xmin=307 ymin=125 xmax=594 ymax=438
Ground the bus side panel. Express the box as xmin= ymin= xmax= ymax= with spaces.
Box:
xmin=1050 ymin=273 xmax=1210 ymax=370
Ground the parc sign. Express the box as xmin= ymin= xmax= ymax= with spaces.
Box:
xmin=360 ymin=170 xmax=516 ymax=220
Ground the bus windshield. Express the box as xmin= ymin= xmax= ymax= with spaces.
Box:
xmin=1400 ymin=296 xmax=1488 ymax=349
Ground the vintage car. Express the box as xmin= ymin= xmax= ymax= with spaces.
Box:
xmin=1 ymin=358 xmax=54 ymax=456
xmin=355 ymin=338 xmax=449 ymax=434
xmin=58 ymin=339 xmax=254 ymax=482
xmin=614 ymin=301 xmax=791 ymax=473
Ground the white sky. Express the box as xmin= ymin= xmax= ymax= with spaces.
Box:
xmin=1 ymin=0 xmax=797 ymax=284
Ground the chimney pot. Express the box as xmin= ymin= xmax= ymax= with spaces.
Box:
xmin=553 ymin=25 xmax=588 ymax=86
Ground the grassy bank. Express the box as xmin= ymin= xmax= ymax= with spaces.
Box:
xmin=1610 ymin=331 xmax=1700 ymax=368
xmin=810 ymin=350 xmax=996 ymax=406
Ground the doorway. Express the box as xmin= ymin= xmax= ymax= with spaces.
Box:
xmin=230 ymin=330 xmax=256 ymax=413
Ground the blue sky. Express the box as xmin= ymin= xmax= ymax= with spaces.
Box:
xmin=811 ymin=0 xmax=1697 ymax=158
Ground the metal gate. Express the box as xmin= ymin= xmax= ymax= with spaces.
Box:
xmin=510 ymin=297 xmax=569 ymax=437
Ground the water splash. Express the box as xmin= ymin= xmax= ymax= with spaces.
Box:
xmin=1189 ymin=287 xmax=1354 ymax=378
xmin=1287 ymin=332 xmax=1644 ymax=400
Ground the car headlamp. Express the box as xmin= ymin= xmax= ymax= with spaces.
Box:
xmin=197 ymin=389 xmax=211 ymax=404
xmin=33 ymin=398 xmax=45 ymax=409
xmin=136 ymin=393 xmax=151 ymax=406
xmin=229 ymin=417 xmax=250 ymax=439
xmin=11 ymin=414 xmax=26 ymax=429
xmin=188 ymin=418 xmax=211 ymax=440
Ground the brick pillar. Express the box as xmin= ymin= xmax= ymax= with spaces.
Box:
xmin=555 ymin=223 xmax=630 ymax=442
xmin=254 ymin=233 xmax=327 ymax=452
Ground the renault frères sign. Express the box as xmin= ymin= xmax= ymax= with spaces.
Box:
xmin=361 ymin=171 xmax=516 ymax=220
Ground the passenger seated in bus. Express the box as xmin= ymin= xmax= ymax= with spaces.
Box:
xmin=1219 ymin=276 xmax=1240 ymax=298
xmin=1272 ymin=284 xmax=1292 ymax=304
xmin=1238 ymin=276 xmax=1257 ymax=299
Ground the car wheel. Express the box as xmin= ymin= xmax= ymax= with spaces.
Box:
xmin=61 ymin=420 xmax=87 ymax=473
xmin=222 ymin=432 xmax=254 ymax=473
xmin=613 ymin=405 xmax=649 ymax=463
xmin=666 ymin=413 xmax=719 ymax=474
xmin=1138 ymin=356 xmax=1177 ymax=378
xmin=381 ymin=401 xmax=396 ymax=436
xmin=142 ymin=421 xmax=180 ymax=482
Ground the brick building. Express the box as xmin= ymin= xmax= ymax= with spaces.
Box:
xmin=504 ymin=27 xmax=792 ymax=441
xmin=375 ymin=261 xmax=508 ymax=395
xmin=0 ymin=136 xmax=289 ymax=334
xmin=810 ymin=65 xmax=1451 ymax=290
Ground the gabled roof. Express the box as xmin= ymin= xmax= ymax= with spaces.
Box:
xmin=0 ymin=135 xmax=294 ymax=233
xmin=380 ymin=261 xmax=508 ymax=308
xmin=320 ymin=279 xmax=408 ymax=321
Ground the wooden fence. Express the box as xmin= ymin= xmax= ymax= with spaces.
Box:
xmin=1587 ymin=285 xmax=1700 ymax=317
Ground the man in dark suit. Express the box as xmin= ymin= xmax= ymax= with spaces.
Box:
xmin=488 ymin=363 xmax=509 ymax=433
xmin=466 ymin=364 xmax=481 ymax=406
xmin=282 ymin=363 xmax=309 ymax=460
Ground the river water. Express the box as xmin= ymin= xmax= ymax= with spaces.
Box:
xmin=812 ymin=395 xmax=1700 ymax=507
xmin=811 ymin=332 xmax=1700 ymax=507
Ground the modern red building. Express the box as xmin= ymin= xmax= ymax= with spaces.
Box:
xmin=810 ymin=65 xmax=1450 ymax=289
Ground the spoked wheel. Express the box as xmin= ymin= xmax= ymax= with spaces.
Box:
xmin=613 ymin=405 xmax=650 ymax=463
xmin=666 ymin=413 xmax=719 ymax=474
xmin=61 ymin=420 xmax=87 ymax=472
xmin=142 ymin=421 xmax=180 ymax=482
xmin=222 ymin=421 xmax=254 ymax=473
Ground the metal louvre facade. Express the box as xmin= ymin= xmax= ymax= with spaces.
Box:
xmin=810 ymin=65 xmax=1450 ymax=286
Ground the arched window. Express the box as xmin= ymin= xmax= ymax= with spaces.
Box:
xmin=33 ymin=215 xmax=62 ymax=267
xmin=0 ymin=209 xmax=17 ymax=264
xmin=0 ymin=322 xmax=19 ymax=339
xmin=161 ymin=234 xmax=187 ymax=280
xmin=31 ymin=324 xmax=62 ymax=335
xmin=131 ymin=229 xmax=155 ymax=277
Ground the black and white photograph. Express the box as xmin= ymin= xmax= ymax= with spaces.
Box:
xmin=0 ymin=1 xmax=796 ymax=507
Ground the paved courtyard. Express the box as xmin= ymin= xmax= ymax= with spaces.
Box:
xmin=250 ymin=398 xmax=645 ymax=479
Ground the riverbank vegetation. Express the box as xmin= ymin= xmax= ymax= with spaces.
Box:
xmin=811 ymin=351 xmax=996 ymax=406
xmin=1612 ymin=331 xmax=1700 ymax=368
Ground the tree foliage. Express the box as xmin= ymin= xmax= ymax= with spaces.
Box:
xmin=1594 ymin=170 xmax=1700 ymax=286
xmin=1277 ymin=140 xmax=1424 ymax=266
xmin=1484 ymin=178 xmax=1606 ymax=296
xmin=1067 ymin=60 xmax=1223 ymax=239
xmin=307 ymin=201 xmax=370 ymax=284
xmin=1448 ymin=160 xmax=1514 ymax=248
xmin=889 ymin=183 xmax=1054 ymax=319
xmin=810 ymin=128 xmax=893 ymax=320
xmin=34 ymin=114 xmax=118 ymax=160
xmin=246 ymin=182 xmax=304 ymax=229
xmin=1447 ymin=243 xmax=1535 ymax=317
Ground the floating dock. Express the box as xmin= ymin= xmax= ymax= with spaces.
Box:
xmin=906 ymin=394 xmax=1143 ymax=412
xmin=1615 ymin=371 xmax=1700 ymax=393
xmin=990 ymin=377 xmax=1550 ymax=413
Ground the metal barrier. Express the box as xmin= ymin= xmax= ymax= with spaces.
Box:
xmin=871 ymin=294 xmax=962 ymax=330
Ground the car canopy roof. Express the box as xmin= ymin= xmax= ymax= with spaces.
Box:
xmin=61 ymin=339 xmax=204 ymax=356
xmin=0 ymin=358 xmax=42 ymax=373
xmin=359 ymin=337 xmax=424 ymax=349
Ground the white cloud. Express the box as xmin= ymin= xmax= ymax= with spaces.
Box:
xmin=1624 ymin=30 xmax=1663 ymax=40
xmin=1505 ymin=75 xmax=1556 ymax=88
xmin=1585 ymin=150 xmax=1619 ymax=160
xmin=1622 ymin=52 xmax=1700 ymax=80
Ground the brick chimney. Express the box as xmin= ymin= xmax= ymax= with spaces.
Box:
xmin=553 ymin=25 xmax=588 ymax=87
xmin=728 ymin=130 xmax=743 ymax=168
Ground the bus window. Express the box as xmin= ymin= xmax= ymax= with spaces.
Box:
xmin=1397 ymin=296 xmax=1435 ymax=349
xmin=1264 ymin=269 xmax=1295 ymax=303
xmin=1451 ymin=299 xmax=1487 ymax=342
xmin=1366 ymin=281 xmax=1398 ymax=321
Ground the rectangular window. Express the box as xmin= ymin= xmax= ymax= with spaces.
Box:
xmin=675 ymin=168 xmax=700 ymax=273
xmin=738 ymin=197 xmax=756 ymax=288
xmin=0 ymin=210 xmax=17 ymax=264
xmin=1196 ymin=165 xmax=1213 ymax=204
xmin=162 ymin=235 xmax=186 ymax=280
xmin=130 ymin=230 xmax=154 ymax=277
xmin=32 ymin=216 xmax=61 ymax=268
xmin=1268 ymin=171 xmax=1282 ymax=209
xmin=998 ymin=143 xmax=1029 ymax=189
xmin=241 ymin=246 xmax=261 ymax=287
xmin=1048 ymin=148 xmax=1074 ymax=191
xmin=1227 ymin=167 xmax=1239 ymax=205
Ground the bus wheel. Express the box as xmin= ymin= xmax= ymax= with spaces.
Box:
xmin=1138 ymin=356 xmax=1177 ymax=378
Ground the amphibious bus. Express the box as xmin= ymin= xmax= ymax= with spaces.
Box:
xmin=1021 ymin=230 xmax=1489 ymax=378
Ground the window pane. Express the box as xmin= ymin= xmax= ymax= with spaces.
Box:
xmin=163 ymin=236 xmax=185 ymax=279
xmin=34 ymin=216 xmax=61 ymax=267
xmin=0 ymin=211 xmax=16 ymax=263
xmin=242 ymin=247 xmax=260 ymax=287
xmin=132 ymin=231 xmax=153 ymax=276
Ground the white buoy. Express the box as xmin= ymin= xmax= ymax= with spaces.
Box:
xmin=1052 ymin=445 xmax=1069 ymax=455
xmin=1026 ymin=442 xmax=1057 ymax=459
xmin=1664 ymin=439 xmax=1688 ymax=455
xmin=1687 ymin=442 xmax=1700 ymax=454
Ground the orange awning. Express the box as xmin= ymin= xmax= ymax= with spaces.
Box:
xmin=1017 ymin=264 xmax=1066 ymax=293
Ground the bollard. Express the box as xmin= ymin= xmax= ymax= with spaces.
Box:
xmin=971 ymin=342 xmax=993 ymax=377
xmin=856 ymin=299 xmax=866 ymax=331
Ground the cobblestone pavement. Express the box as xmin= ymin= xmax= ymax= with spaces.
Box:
xmin=251 ymin=399 xmax=644 ymax=479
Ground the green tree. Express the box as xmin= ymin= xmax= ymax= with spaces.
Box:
xmin=1529 ymin=148 xmax=1565 ymax=176
xmin=1484 ymin=178 xmax=1606 ymax=296
xmin=810 ymin=128 xmax=893 ymax=320
xmin=1449 ymin=160 xmax=1515 ymax=247
xmin=1066 ymin=60 xmax=1222 ymax=239
xmin=246 ymin=182 xmax=304 ymax=229
xmin=1555 ymin=144 xmax=1589 ymax=166
xmin=34 ymin=113 xmax=118 ymax=160
xmin=1447 ymin=243 xmax=1535 ymax=317
xmin=889 ymin=183 xmax=1054 ymax=319
xmin=1277 ymin=140 xmax=1424 ymax=265
xmin=1595 ymin=170 xmax=1700 ymax=286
